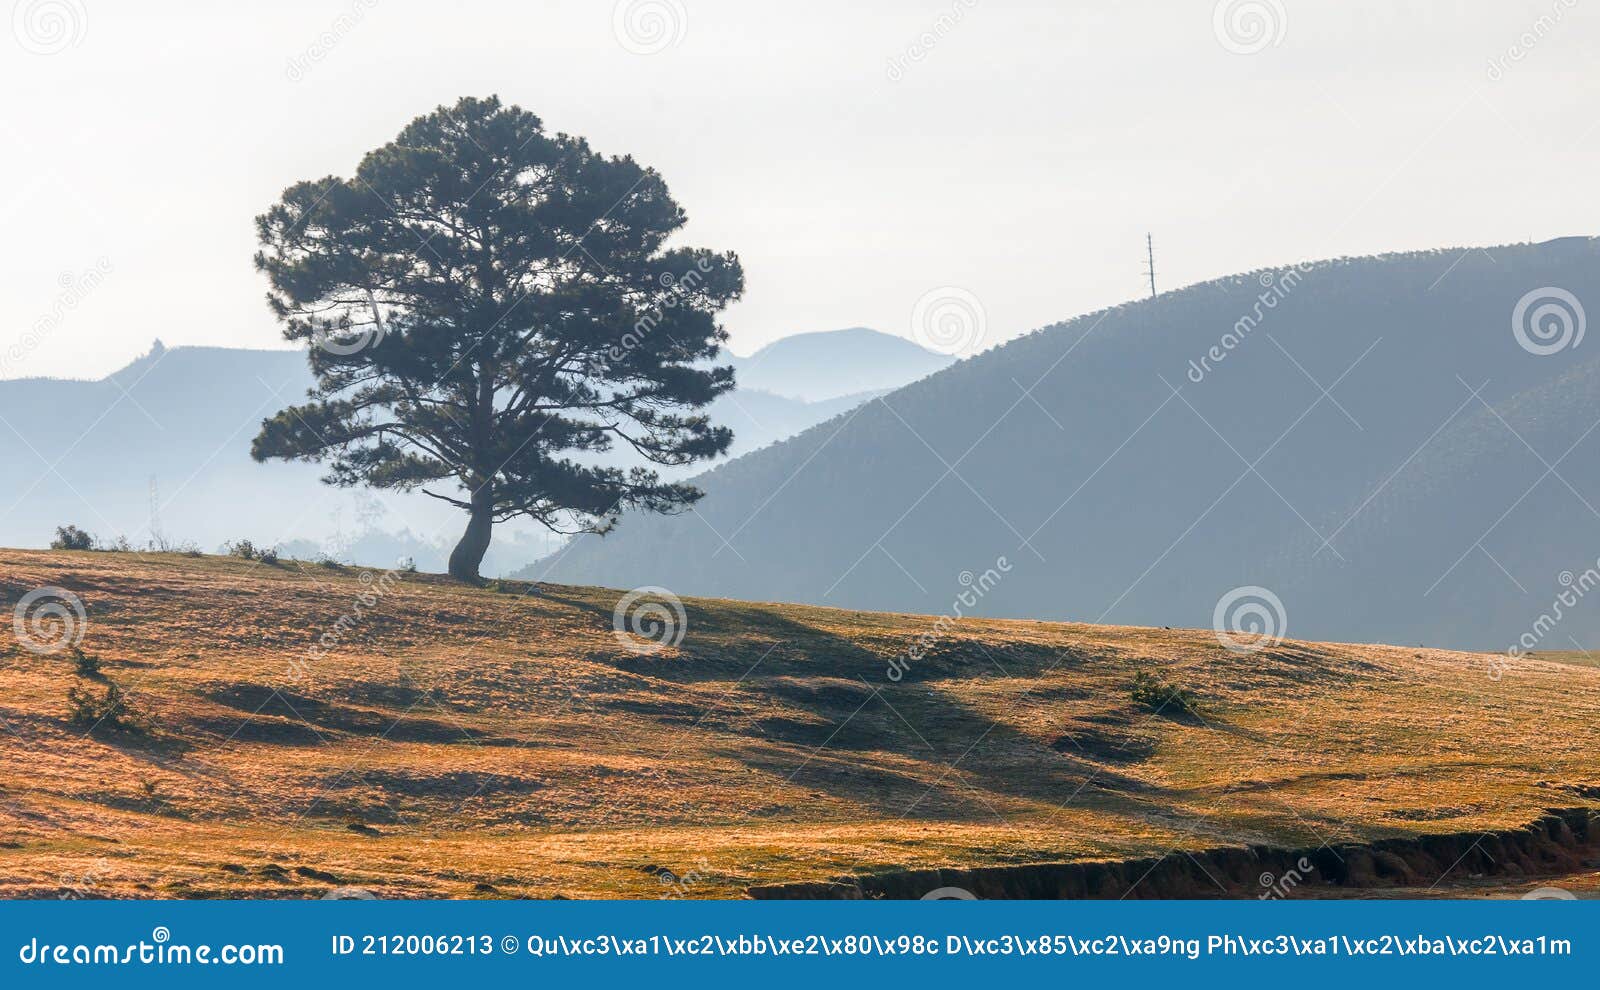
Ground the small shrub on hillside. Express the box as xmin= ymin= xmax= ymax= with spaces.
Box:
xmin=98 ymin=535 xmax=134 ymax=553
xmin=397 ymin=557 xmax=417 ymax=574
xmin=1129 ymin=670 xmax=1201 ymax=715
xmin=225 ymin=540 xmax=279 ymax=564
xmin=66 ymin=680 xmax=133 ymax=730
xmin=50 ymin=525 xmax=94 ymax=551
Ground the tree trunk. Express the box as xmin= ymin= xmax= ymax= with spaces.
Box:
xmin=448 ymin=489 xmax=493 ymax=583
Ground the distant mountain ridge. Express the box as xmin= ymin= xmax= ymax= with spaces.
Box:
xmin=537 ymin=238 xmax=1600 ymax=651
xmin=730 ymin=327 xmax=955 ymax=400
xmin=0 ymin=330 xmax=948 ymax=574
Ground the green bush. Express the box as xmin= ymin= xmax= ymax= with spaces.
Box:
xmin=1129 ymin=670 xmax=1201 ymax=715
xmin=66 ymin=681 xmax=131 ymax=729
xmin=225 ymin=540 xmax=279 ymax=564
xmin=50 ymin=525 xmax=94 ymax=551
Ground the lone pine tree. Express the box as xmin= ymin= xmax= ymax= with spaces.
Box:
xmin=251 ymin=96 xmax=743 ymax=581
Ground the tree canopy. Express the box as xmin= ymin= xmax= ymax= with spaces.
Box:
xmin=251 ymin=96 xmax=743 ymax=580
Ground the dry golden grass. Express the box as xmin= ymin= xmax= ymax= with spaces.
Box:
xmin=2 ymin=547 xmax=1597 ymax=898
xmin=1528 ymin=650 xmax=1600 ymax=671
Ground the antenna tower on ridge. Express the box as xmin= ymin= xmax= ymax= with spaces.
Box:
xmin=1144 ymin=233 xmax=1157 ymax=299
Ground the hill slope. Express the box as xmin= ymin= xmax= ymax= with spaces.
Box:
xmin=2 ymin=549 xmax=1597 ymax=898
xmin=541 ymin=238 xmax=1600 ymax=651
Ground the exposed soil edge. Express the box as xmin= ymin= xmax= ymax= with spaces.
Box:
xmin=747 ymin=808 xmax=1600 ymax=899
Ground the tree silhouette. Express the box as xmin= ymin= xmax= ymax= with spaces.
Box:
xmin=251 ymin=96 xmax=743 ymax=581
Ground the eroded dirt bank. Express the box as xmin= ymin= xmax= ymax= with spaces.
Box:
xmin=748 ymin=809 xmax=1600 ymax=899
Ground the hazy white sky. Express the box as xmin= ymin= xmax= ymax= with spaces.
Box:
xmin=2 ymin=0 xmax=1596 ymax=380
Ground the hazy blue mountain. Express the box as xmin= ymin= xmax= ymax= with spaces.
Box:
xmin=730 ymin=327 xmax=955 ymax=400
xmin=0 ymin=336 xmax=920 ymax=573
xmin=536 ymin=238 xmax=1600 ymax=652
xmin=0 ymin=343 xmax=331 ymax=555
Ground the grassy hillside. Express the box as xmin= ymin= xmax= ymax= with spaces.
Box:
xmin=1531 ymin=650 xmax=1600 ymax=671
xmin=2 ymin=548 xmax=1597 ymax=898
